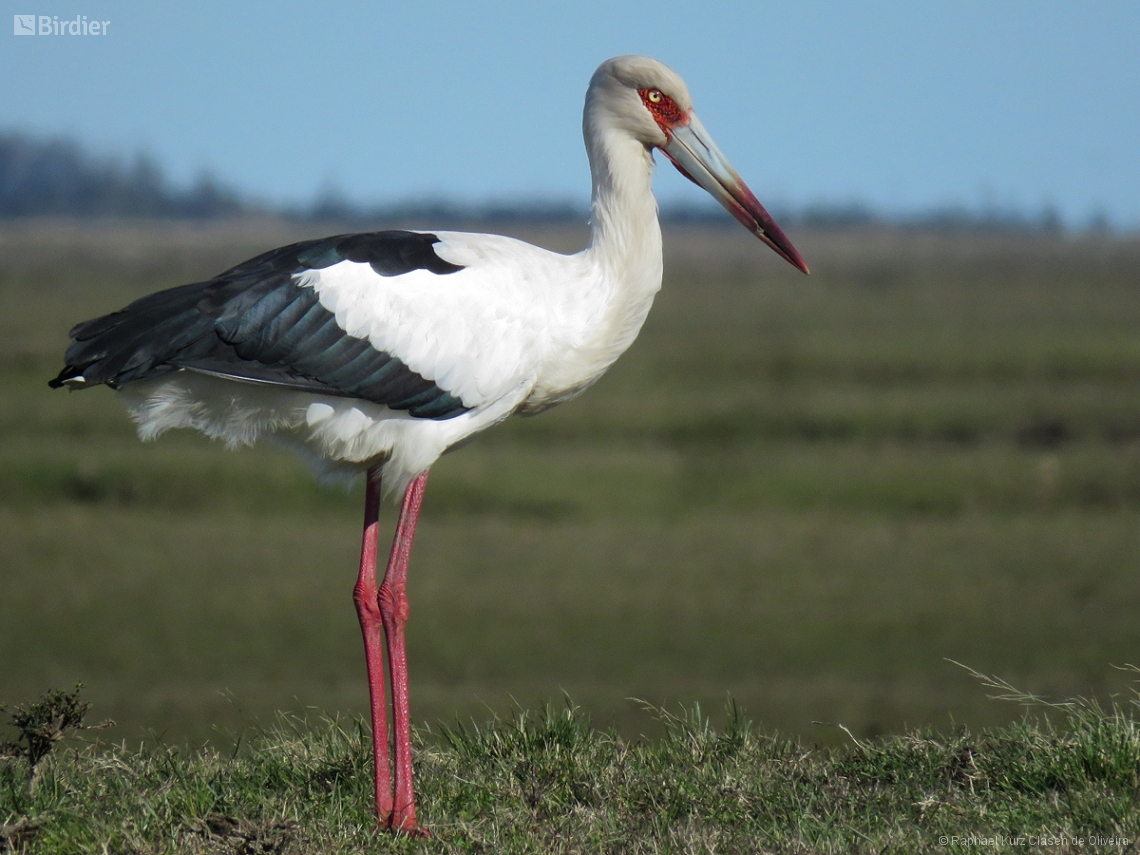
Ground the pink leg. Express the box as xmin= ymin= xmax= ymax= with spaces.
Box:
xmin=379 ymin=471 xmax=429 ymax=834
xmin=351 ymin=467 xmax=393 ymax=825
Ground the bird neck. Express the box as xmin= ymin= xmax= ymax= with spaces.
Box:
xmin=583 ymin=126 xmax=664 ymax=292
xmin=576 ymin=124 xmax=665 ymax=386
xmin=521 ymin=120 xmax=665 ymax=414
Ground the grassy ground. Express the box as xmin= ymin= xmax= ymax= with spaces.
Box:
xmin=1 ymin=220 xmax=1140 ymax=751
xmin=2 ymin=681 xmax=1139 ymax=853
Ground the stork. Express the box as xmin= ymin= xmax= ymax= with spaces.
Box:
xmin=49 ymin=56 xmax=808 ymax=834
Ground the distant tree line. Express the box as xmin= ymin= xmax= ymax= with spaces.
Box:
xmin=0 ymin=131 xmax=1111 ymax=233
xmin=0 ymin=132 xmax=244 ymax=218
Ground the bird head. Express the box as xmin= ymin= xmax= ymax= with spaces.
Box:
xmin=587 ymin=55 xmax=809 ymax=274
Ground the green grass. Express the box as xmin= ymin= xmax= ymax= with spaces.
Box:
xmin=2 ymin=221 xmax=1140 ymax=748
xmin=2 ymin=678 xmax=1139 ymax=853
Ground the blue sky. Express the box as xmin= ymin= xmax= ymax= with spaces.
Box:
xmin=3 ymin=1 xmax=1138 ymax=227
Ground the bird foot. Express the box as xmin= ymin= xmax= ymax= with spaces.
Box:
xmin=387 ymin=817 xmax=430 ymax=838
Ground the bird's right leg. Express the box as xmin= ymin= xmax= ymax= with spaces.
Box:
xmin=352 ymin=466 xmax=393 ymax=824
xmin=379 ymin=471 xmax=429 ymax=834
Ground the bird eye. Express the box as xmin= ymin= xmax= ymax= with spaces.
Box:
xmin=639 ymin=89 xmax=687 ymax=127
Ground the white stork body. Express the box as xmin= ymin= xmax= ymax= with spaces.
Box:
xmin=51 ymin=56 xmax=808 ymax=834
xmin=119 ymin=220 xmax=662 ymax=495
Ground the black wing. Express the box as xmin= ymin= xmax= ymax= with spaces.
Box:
xmin=49 ymin=230 xmax=471 ymax=420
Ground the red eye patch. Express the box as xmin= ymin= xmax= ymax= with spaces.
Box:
xmin=638 ymin=89 xmax=687 ymax=128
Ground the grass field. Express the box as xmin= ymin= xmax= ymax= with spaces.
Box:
xmin=3 ymin=682 xmax=1139 ymax=852
xmin=1 ymin=219 xmax=1139 ymax=751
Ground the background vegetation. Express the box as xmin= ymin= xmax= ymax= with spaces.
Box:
xmin=1 ymin=220 xmax=1139 ymax=754
xmin=1 ymin=130 xmax=1080 ymax=231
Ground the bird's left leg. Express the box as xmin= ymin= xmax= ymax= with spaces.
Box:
xmin=379 ymin=470 xmax=429 ymax=834
xmin=352 ymin=466 xmax=393 ymax=825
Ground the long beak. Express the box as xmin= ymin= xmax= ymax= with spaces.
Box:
xmin=661 ymin=113 xmax=809 ymax=274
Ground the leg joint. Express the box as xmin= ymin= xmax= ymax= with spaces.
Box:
xmin=378 ymin=582 xmax=409 ymax=625
xmin=353 ymin=581 xmax=381 ymax=620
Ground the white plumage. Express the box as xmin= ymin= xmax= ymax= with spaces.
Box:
xmin=114 ymin=227 xmax=643 ymax=492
